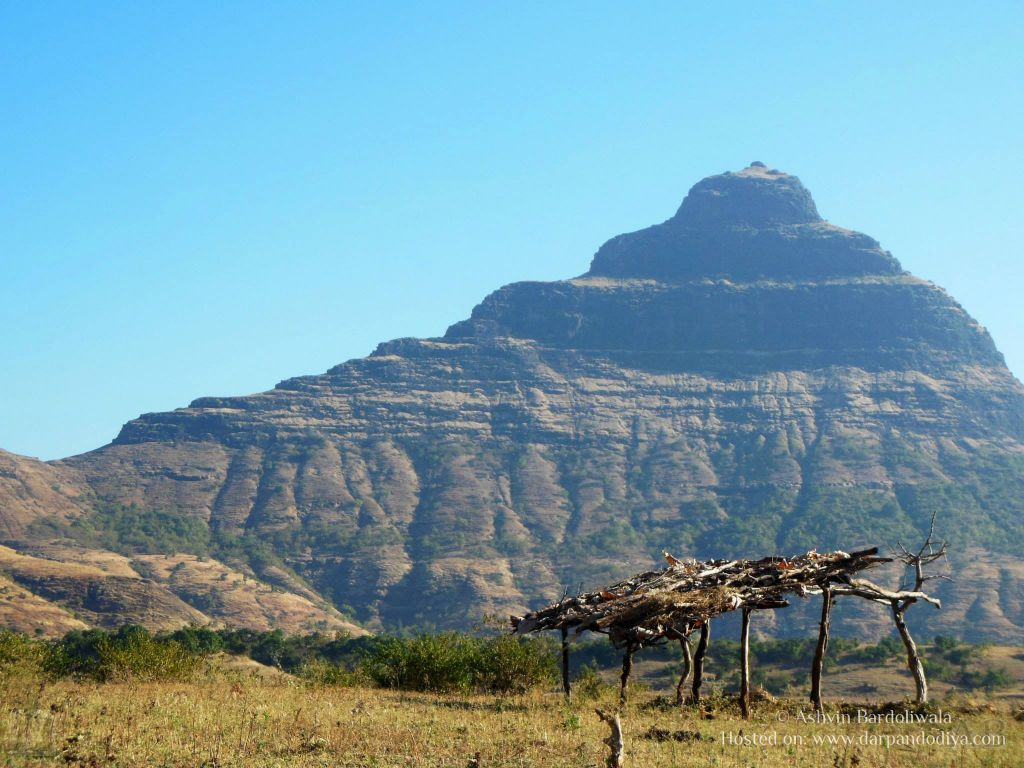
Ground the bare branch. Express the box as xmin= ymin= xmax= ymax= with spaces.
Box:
xmin=832 ymin=578 xmax=941 ymax=609
xmin=891 ymin=512 xmax=949 ymax=594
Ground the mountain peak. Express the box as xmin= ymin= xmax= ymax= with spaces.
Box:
xmin=672 ymin=163 xmax=822 ymax=228
xmin=586 ymin=163 xmax=898 ymax=281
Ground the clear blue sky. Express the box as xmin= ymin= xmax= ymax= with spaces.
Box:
xmin=2 ymin=3 xmax=1022 ymax=461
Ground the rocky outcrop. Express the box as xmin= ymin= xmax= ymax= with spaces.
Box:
xmin=3 ymin=163 xmax=1023 ymax=640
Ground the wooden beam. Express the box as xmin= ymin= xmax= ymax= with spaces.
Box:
xmin=739 ymin=608 xmax=751 ymax=719
xmin=810 ymin=585 xmax=832 ymax=712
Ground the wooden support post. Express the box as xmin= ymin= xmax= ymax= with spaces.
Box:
xmin=690 ymin=620 xmax=710 ymax=704
xmin=560 ymin=626 xmax=571 ymax=700
xmin=810 ymin=585 xmax=832 ymax=713
xmin=675 ymin=634 xmax=692 ymax=706
xmin=739 ymin=608 xmax=751 ymax=719
xmin=619 ymin=643 xmax=635 ymax=705
xmin=595 ymin=709 xmax=625 ymax=768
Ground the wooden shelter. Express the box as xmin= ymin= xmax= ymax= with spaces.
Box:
xmin=512 ymin=546 xmax=941 ymax=714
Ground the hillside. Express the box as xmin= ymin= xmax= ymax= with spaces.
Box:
xmin=2 ymin=163 xmax=1023 ymax=640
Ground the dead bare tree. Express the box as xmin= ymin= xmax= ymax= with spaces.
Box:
xmin=889 ymin=513 xmax=949 ymax=704
xmin=821 ymin=516 xmax=946 ymax=704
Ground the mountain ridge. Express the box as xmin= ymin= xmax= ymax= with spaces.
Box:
xmin=3 ymin=163 xmax=1023 ymax=640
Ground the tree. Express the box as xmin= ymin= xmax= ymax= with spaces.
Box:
xmin=889 ymin=512 xmax=949 ymax=703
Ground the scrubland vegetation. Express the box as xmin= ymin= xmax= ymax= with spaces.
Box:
xmin=1 ymin=626 xmax=1021 ymax=766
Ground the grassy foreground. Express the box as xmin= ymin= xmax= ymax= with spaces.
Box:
xmin=2 ymin=668 xmax=1021 ymax=768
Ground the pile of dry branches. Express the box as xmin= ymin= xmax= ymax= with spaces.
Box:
xmin=511 ymin=548 xmax=890 ymax=648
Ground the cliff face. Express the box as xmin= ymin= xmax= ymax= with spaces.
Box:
xmin=4 ymin=163 xmax=1024 ymax=639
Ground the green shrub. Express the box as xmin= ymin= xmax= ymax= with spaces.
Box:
xmin=749 ymin=638 xmax=818 ymax=667
xmin=362 ymin=632 xmax=557 ymax=694
xmin=98 ymin=630 xmax=200 ymax=682
xmin=44 ymin=628 xmax=111 ymax=678
xmin=571 ymin=663 xmax=615 ymax=700
xmin=164 ymin=625 xmax=225 ymax=655
xmin=46 ymin=625 xmax=201 ymax=682
xmin=0 ymin=630 xmax=46 ymax=675
xmin=0 ymin=631 xmax=50 ymax=709
xmin=297 ymin=657 xmax=366 ymax=687
xmin=962 ymin=666 xmax=1013 ymax=692
xmin=922 ymin=655 xmax=958 ymax=682
xmin=363 ymin=632 xmax=480 ymax=692
xmin=843 ymin=636 xmax=904 ymax=663
xmin=475 ymin=635 xmax=557 ymax=694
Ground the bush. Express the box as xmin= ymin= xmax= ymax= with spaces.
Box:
xmin=475 ymin=635 xmax=557 ymax=694
xmin=46 ymin=625 xmax=201 ymax=682
xmin=571 ymin=663 xmax=615 ymax=700
xmin=0 ymin=629 xmax=46 ymax=675
xmin=362 ymin=632 xmax=557 ymax=694
xmin=749 ymin=638 xmax=818 ymax=667
xmin=922 ymin=655 xmax=958 ymax=682
xmin=2 ymin=625 xmax=563 ymax=695
xmin=98 ymin=629 xmax=200 ymax=682
xmin=364 ymin=633 xmax=480 ymax=692
xmin=296 ymin=657 xmax=366 ymax=687
xmin=843 ymin=636 xmax=904 ymax=663
xmin=0 ymin=631 xmax=50 ymax=709
xmin=962 ymin=667 xmax=1013 ymax=692
xmin=164 ymin=625 xmax=225 ymax=655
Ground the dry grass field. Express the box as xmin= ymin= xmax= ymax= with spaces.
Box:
xmin=628 ymin=643 xmax=1024 ymax=707
xmin=2 ymin=662 xmax=1022 ymax=768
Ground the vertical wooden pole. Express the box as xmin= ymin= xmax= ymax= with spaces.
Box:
xmin=810 ymin=585 xmax=832 ymax=713
xmin=739 ymin=608 xmax=751 ymax=719
xmin=691 ymin=620 xmax=711 ymax=704
xmin=619 ymin=643 xmax=635 ymax=705
xmin=675 ymin=634 xmax=692 ymax=706
xmin=560 ymin=626 xmax=571 ymax=700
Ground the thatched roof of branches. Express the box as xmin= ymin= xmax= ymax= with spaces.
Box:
xmin=511 ymin=548 xmax=904 ymax=649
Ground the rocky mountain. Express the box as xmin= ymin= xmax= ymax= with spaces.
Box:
xmin=3 ymin=163 xmax=1023 ymax=641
